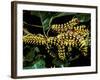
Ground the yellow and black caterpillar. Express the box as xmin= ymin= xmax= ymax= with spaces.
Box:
xmin=23 ymin=34 xmax=46 ymax=45
xmin=51 ymin=18 xmax=79 ymax=33
xmin=23 ymin=18 xmax=90 ymax=61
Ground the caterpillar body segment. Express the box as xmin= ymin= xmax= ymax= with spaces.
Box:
xmin=23 ymin=34 xmax=46 ymax=45
xmin=58 ymin=45 xmax=66 ymax=61
xmin=78 ymin=38 xmax=89 ymax=56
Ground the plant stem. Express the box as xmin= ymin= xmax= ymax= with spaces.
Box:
xmin=39 ymin=12 xmax=47 ymax=38
xmin=23 ymin=21 xmax=42 ymax=28
xmin=23 ymin=28 xmax=31 ymax=34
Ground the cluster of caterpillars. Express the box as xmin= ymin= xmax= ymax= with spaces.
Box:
xmin=23 ymin=18 xmax=90 ymax=61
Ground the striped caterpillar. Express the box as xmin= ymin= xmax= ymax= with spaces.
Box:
xmin=23 ymin=18 xmax=90 ymax=61
xmin=23 ymin=34 xmax=46 ymax=45
xmin=51 ymin=18 xmax=79 ymax=33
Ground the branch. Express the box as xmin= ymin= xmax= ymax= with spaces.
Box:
xmin=23 ymin=21 xmax=42 ymax=28
xmin=69 ymin=54 xmax=80 ymax=61
xmin=23 ymin=28 xmax=31 ymax=34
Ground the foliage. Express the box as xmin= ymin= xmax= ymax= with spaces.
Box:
xmin=23 ymin=10 xmax=91 ymax=69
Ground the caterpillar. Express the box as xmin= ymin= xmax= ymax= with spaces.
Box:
xmin=58 ymin=45 xmax=66 ymax=61
xmin=78 ymin=38 xmax=89 ymax=56
xmin=51 ymin=18 xmax=79 ymax=33
xmin=23 ymin=17 xmax=90 ymax=61
xmin=23 ymin=34 xmax=46 ymax=45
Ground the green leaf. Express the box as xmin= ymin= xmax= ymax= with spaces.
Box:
xmin=75 ymin=13 xmax=90 ymax=22
xmin=32 ymin=59 xmax=45 ymax=69
xmin=53 ymin=12 xmax=76 ymax=19
xmin=52 ymin=58 xmax=63 ymax=67
xmin=31 ymin=11 xmax=77 ymax=36
xmin=25 ymin=49 xmax=35 ymax=62
xmin=52 ymin=58 xmax=70 ymax=67
xmin=38 ymin=12 xmax=53 ymax=32
xmin=31 ymin=11 xmax=40 ymax=18
xmin=24 ymin=46 xmax=40 ymax=62
xmin=31 ymin=11 xmax=53 ymax=36
xmin=34 ymin=47 xmax=40 ymax=53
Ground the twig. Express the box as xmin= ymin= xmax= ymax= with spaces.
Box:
xmin=23 ymin=21 xmax=42 ymax=28
xmin=39 ymin=12 xmax=47 ymax=38
xmin=69 ymin=54 xmax=80 ymax=61
xmin=23 ymin=28 xmax=31 ymax=34
xmin=47 ymin=17 xmax=53 ymax=36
